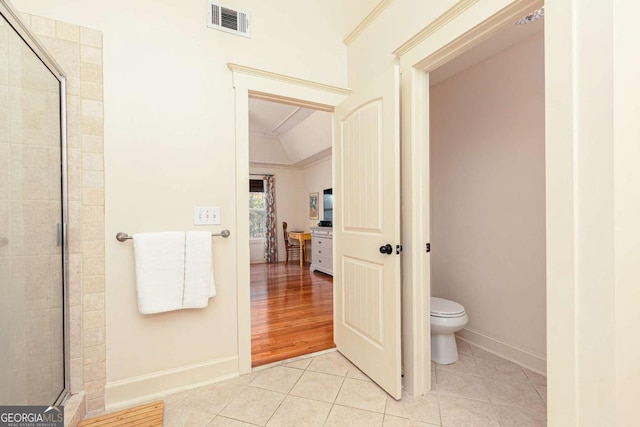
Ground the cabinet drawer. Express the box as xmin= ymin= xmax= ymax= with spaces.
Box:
xmin=312 ymin=244 xmax=332 ymax=258
xmin=314 ymin=254 xmax=332 ymax=268
xmin=313 ymin=237 xmax=332 ymax=247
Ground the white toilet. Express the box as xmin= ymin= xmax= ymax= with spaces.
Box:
xmin=430 ymin=297 xmax=469 ymax=364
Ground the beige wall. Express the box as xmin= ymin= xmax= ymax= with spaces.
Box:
xmin=280 ymin=112 xmax=332 ymax=164
xmin=430 ymin=32 xmax=546 ymax=364
xmin=12 ymin=0 xmax=367 ymax=411
xmin=248 ymin=135 xmax=290 ymax=164
xmin=346 ymin=0 xmax=458 ymax=89
xmin=248 ymin=157 xmax=332 ymax=262
xmin=303 ymin=156 xmax=332 ymax=229
xmin=248 ymin=166 xmax=306 ymax=263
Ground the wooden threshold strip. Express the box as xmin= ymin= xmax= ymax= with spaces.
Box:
xmin=79 ymin=401 xmax=163 ymax=427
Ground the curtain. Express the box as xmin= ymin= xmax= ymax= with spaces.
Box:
xmin=264 ymin=175 xmax=278 ymax=263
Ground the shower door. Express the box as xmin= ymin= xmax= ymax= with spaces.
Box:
xmin=0 ymin=5 xmax=67 ymax=406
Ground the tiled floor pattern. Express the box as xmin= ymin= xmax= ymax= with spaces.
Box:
xmin=161 ymin=340 xmax=546 ymax=426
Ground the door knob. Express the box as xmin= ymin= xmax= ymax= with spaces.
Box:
xmin=379 ymin=244 xmax=393 ymax=255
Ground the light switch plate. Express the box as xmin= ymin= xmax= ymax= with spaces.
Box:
xmin=194 ymin=206 xmax=221 ymax=225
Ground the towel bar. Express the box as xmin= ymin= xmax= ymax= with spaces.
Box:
xmin=116 ymin=230 xmax=230 ymax=242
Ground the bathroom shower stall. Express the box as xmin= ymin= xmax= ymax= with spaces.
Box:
xmin=0 ymin=2 xmax=68 ymax=406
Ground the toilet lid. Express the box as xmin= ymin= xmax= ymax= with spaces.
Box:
xmin=431 ymin=297 xmax=465 ymax=317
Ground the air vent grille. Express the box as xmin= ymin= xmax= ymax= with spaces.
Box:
xmin=207 ymin=2 xmax=251 ymax=38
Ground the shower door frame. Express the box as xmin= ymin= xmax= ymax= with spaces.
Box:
xmin=1 ymin=0 xmax=70 ymax=406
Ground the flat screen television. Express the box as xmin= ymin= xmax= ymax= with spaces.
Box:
xmin=323 ymin=188 xmax=333 ymax=223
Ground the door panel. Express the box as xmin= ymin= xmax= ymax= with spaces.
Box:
xmin=342 ymin=100 xmax=383 ymax=232
xmin=334 ymin=65 xmax=401 ymax=399
xmin=343 ymin=257 xmax=383 ymax=346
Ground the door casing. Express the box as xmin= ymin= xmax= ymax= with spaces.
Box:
xmin=228 ymin=63 xmax=350 ymax=373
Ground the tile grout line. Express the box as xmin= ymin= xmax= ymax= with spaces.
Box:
xmin=472 ymin=350 xmax=504 ymax=426
xmin=170 ymin=347 xmax=545 ymax=426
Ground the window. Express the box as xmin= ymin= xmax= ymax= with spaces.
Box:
xmin=249 ymin=179 xmax=266 ymax=238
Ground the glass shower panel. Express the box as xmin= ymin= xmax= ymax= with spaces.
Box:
xmin=0 ymin=13 xmax=65 ymax=405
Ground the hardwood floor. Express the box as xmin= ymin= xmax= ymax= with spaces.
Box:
xmin=79 ymin=401 xmax=163 ymax=426
xmin=251 ymin=262 xmax=334 ymax=367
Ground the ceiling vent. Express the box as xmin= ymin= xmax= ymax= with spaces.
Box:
xmin=207 ymin=1 xmax=251 ymax=38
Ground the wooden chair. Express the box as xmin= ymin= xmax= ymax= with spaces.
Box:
xmin=282 ymin=221 xmax=300 ymax=265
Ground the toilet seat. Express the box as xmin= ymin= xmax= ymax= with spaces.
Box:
xmin=431 ymin=297 xmax=466 ymax=318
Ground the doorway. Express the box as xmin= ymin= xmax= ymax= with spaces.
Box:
xmin=247 ymin=96 xmax=335 ymax=366
xmin=426 ymin=14 xmax=548 ymax=423
xmin=391 ymin=0 xmax=548 ymax=398
xmin=429 ymin=13 xmax=546 ymax=371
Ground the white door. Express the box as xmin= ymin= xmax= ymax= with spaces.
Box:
xmin=334 ymin=65 xmax=402 ymax=399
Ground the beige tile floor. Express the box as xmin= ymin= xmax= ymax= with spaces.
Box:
xmin=161 ymin=339 xmax=547 ymax=426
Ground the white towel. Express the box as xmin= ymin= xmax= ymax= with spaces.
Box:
xmin=133 ymin=231 xmax=216 ymax=314
xmin=133 ymin=232 xmax=186 ymax=314
xmin=183 ymin=231 xmax=216 ymax=308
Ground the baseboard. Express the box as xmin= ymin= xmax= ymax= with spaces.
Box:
xmin=456 ymin=328 xmax=547 ymax=375
xmin=104 ymin=356 xmax=238 ymax=411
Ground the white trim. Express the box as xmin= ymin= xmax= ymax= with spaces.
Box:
xmin=393 ymin=0 xmax=479 ymax=57
xmin=250 ymin=161 xmax=303 ymax=171
xmin=413 ymin=0 xmax=542 ymax=71
xmin=228 ymin=63 xmax=351 ymax=97
xmin=104 ymin=356 xmax=238 ymax=410
xmin=343 ymin=0 xmax=393 ymax=46
xmin=457 ymin=328 xmax=547 ymax=375
xmin=399 ymin=67 xmax=429 ymax=396
xmin=252 ymin=348 xmax=338 ymax=371
xmin=250 ymin=148 xmax=332 ymax=171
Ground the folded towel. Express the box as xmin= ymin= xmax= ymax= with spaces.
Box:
xmin=133 ymin=231 xmax=216 ymax=314
xmin=133 ymin=232 xmax=186 ymax=314
xmin=183 ymin=231 xmax=216 ymax=308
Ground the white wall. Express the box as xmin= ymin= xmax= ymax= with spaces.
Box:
xmin=430 ymin=33 xmax=546 ymax=361
xmin=11 ymin=0 xmax=369 ymax=408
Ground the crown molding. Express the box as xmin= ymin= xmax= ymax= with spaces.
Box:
xmin=249 ymin=161 xmax=302 ymax=171
xmin=249 ymin=148 xmax=332 ymax=171
xmin=343 ymin=0 xmax=393 ymax=46
xmin=227 ymin=63 xmax=350 ymax=99
xmin=393 ymin=0 xmax=479 ymax=57
xmin=413 ymin=0 xmax=543 ymax=71
xmin=250 ymin=91 xmax=337 ymax=113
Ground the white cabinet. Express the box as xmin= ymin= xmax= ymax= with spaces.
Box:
xmin=310 ymin=227 xmax=333 ymax=276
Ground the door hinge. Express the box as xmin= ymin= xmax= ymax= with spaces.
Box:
xmin=426 ymin=243 xmax=431 ymax=253
xmin=396 ymin=245 xmax=403 ymax=255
